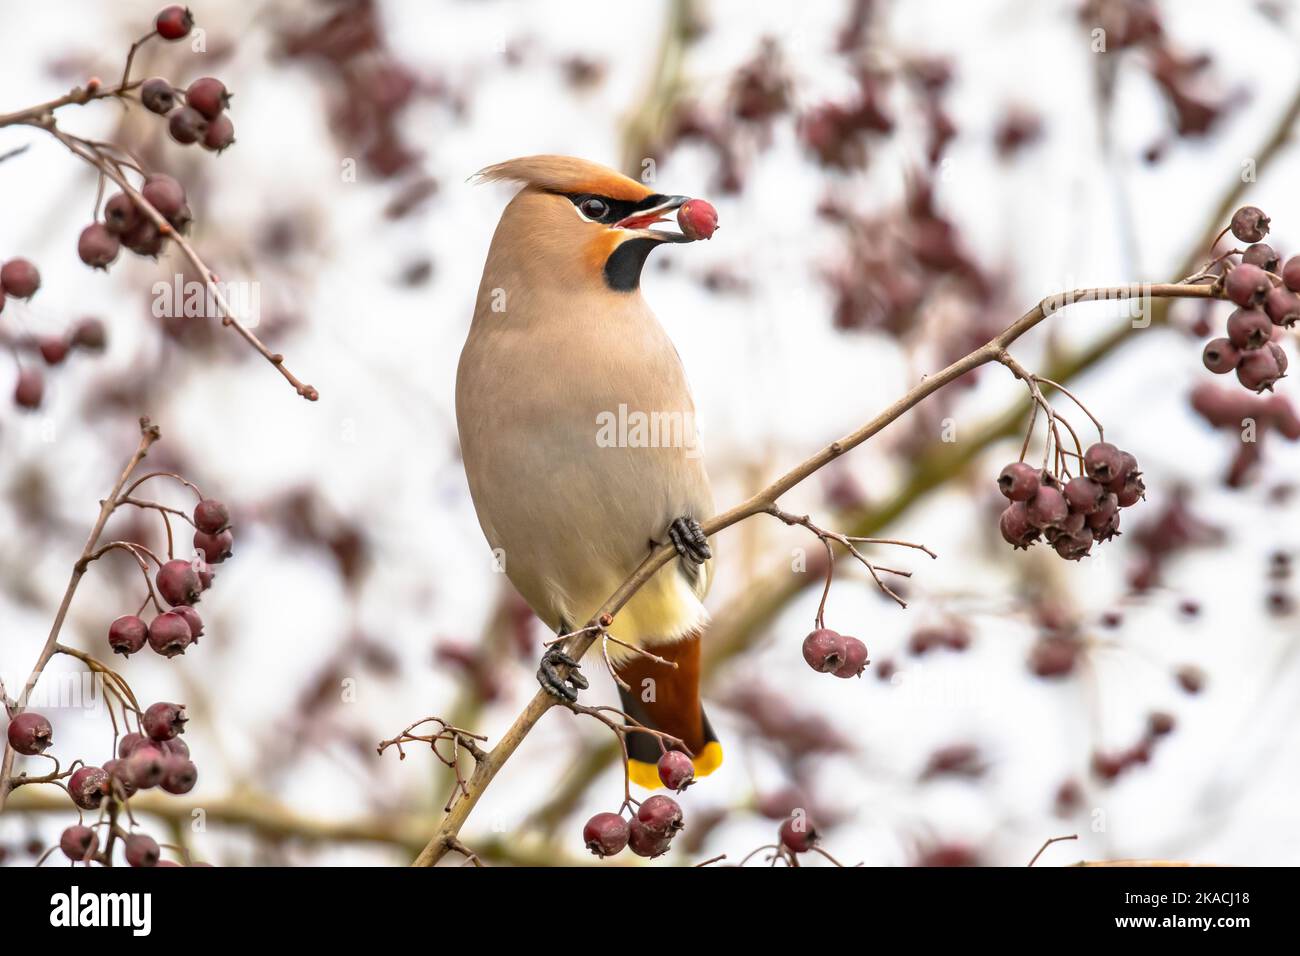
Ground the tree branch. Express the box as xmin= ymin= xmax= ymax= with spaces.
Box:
xmin=0 ymin=417 xmax=160 ymax=811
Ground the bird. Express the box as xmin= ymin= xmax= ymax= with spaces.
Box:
xmin=455 ymin=155 xmax=721 ymax=789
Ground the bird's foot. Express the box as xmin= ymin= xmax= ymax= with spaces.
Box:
xmin=537 ymin=644 xmax=589 ymax=702
xmin=667 ymin=516 xmax=711 ymax=565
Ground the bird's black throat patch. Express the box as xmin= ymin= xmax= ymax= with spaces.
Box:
xmin=603 ymin=237 xmax=659 ymax=292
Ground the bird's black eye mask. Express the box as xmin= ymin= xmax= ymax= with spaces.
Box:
xmin=564 ymin=192 xmax=670 ymax=225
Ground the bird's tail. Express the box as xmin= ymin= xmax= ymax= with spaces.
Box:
xmin=614 ymin=630 xmax=722 ymax=789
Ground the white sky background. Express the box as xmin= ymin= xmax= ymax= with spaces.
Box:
xmin=2 ymin=0 xmax=1299 ymax=865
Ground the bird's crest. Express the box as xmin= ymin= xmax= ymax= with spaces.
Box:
xmin=471 ymin=155 xmax=652 ymax=202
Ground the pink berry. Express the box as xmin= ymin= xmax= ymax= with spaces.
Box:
xmin=801 ymin=628 xmax=847 ymax=673
xmin=637 ymin=794 xmax=684 ymax=835
xmin=155 ymin=5 xmax=194 ymax=41
xmin=997 ymin=461 xmax=1040 ymax=501
xmin=77 ymin=223 xmax=120 ymax=270
xmin=6 ymin=712 xmax=52 ymax=755
xmin=677 ymin=199 xmax=718 ymax=240
xmin=832 ymin=636 xmax=869 ymax=677
xmin=778 ymin=814 xmax=819 ymax=853
xmin=1229 ymin=205 xmax=1270 ymax=243
xmin=1224 ymin=264 xmax=1270 ymax=308
xmin=185 ymin=77 xmax=230 ymax=119
xmin=59 ymin=825 xmax=98 ymax=863
xmin=999 ymin=501 xmax=1039 ymax=549
xmin=143 ymin=701 xmax=187 ymax=741
xmin=68 ymin=766 xmax=108 ymax=810
xmin=582 ymin=812 xmax=630 ymax=857
xmin=161 ymin=755 xmax=197 ymax=794
xmin=193 ymin=499 xmax=230 ymax=534
xmin=656 ymin=750 xmax=695 ymax=791
xmin=1026 ymin=486 xmax=1068 ymax=530
xmin=1062 ymin=476 xmax=1105 ymax=514
xmin=1 ymin=258 xmax=41 ymax=298
xmin=193 ymin=528 xmax=233 ymax=563
xmin=126 ymin=833 xmax=161 ymax=867
xmin=148 ymin=611 xmax=193 ymax=657
xmin=1202 ymin=337 xmax=1239 ymax=374
xmin=108 ymin=614 xmax=149 ymax=655
xmin=156 ymin=558 xmax=201 ymax=606
xmin=1226 ymin=308 xmax=1271 ymax=350
xmin=627 ymin=818 xmax=672 ymax=858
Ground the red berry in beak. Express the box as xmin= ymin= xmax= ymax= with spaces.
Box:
xmin=677 ymin=199 xmax=718 ymax=240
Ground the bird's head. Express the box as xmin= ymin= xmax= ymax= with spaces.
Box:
xmin=473 ymin=155 xmax=700 ymax=293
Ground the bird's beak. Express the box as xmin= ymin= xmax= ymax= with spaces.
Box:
xmin=614 ymin=195 xmax=692 ymax=242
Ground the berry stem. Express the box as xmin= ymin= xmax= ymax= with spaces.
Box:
xmin=0 ymin=418 xmax=160 ymax=811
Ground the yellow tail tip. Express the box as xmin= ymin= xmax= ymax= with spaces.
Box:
xmin=628 ymin=743 xmax=724 ymax=790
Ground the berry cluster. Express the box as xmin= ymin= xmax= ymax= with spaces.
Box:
xmin=81 ymin=174 xmax=196 ymax=269
xmin=1 ymin=257 xmax=107 ymax=409
xmin=106 ymin=498 xmax=230 ymax=659
xmin=7 ymin=701 xmax=195 ymax=865
xmin=583 ymin=793 xmax=685 ymax=860
xmin=801 ymin=627 xmax=869 ymax=677
xmin=997 ymin=441 xmax=1144 ymax=560
xmin=1199 ymin=206 xmax=1294 ymax=392
xmin=141 ymin=74 xmax=235 ymax=153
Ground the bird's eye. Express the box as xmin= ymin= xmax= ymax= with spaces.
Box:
xmin=579 ymin=198 xmax=608 ymax=220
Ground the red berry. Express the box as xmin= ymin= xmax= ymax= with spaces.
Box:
xmin=1148 ymin=712 xmax=1176 ymax=736
xmin=171 ymin=605 xmax=204 ymax=641
xmin=102 ymin=758 xmax=135 ymax=797
xmin=38 ymin=337 xmax=69 ymax=365
xmin=637 ymin=794 xmax=684 ymax=835
xmin=143 ymin=702 xmax=187 ymax=741
xmin=168 ymin=106 xmax=208 ymax=145
xmin=677 ymin=199 xmax=719 ymax=240
xmin=1242 ymin=243 xmax=1279 ymax=272
xmin=1083 ymin=442 xmax=1122 ymax=484
xmin=59 ymin=825 xmax=98 ymax=862
xmin=13 ymin=367 xmax=43 ymax=409
xmin=1202 ymin=337 xmax=1239 ymax=374
xmin=68 ymin=766 xmax=108 ymax=810
xmin=1284 ymin=256 xmax=1300 ymax=293
xmin=156 ymin=558 xmax=202 ymax=606
xmin=997 ymin=461 xmax=1040 ymax=501
xmin=1053 ymin=530 xmax=1094 ymax=561
xmin=1026 ymin=486 xmax=1068 ymax=530
xmin=160 ymin=736 xmax=190 ymax=758
xmin=1063 ymin=476 xmax=1105 ymax=514
xmin=108 ymin=614 xmax=148 ymax=655
xmin=141 ymin=174 xmax=187 ymax=219
xmin=778 ymin=813 xmax=818 ymax=853
xmin=125 ymin=745 xmax=166 ymax=788
xmin=1224 ymin=264 xmax=1270 ymax=308
xmin=161 ymin=754 xmax=198 ymax=794
xmin=185 ymin=77 xmax=230 ymax=119
xmin=656 ymin=750 xmax=695 ymax=791
xmin=118 ymin=732 xmax=148 ymax=758
xmin=155 ymin=5 xmax=194 ymax=41
xmin=999 ymin=501 xmax=1039 ymax=549
xmin=140 ymin=77 xmax=177 ymax=115
xmin=148 ymin=612 xmax=193 ymax=657
xmin=582 ymin=812 xmax=630 ymax=857
xmin=1226 ymin=308 xmax=1271 ymax=350
xmin=193 ymin=499 xmax=230 ymax=534
xmin=802 ymin=627 xmax=847 ymax=673
xmin=77 ymin=223 xmax=120 ymax=270
xmin=122 ymin=219 xmax=165 ymax=258
xmin=103 ymin=193 xmax=138 ymax=234
xmin=1237 ymin=347 xmax=1282 ymax=392
xmin=832 ymin=635 xmax=869 ymax=677
xmin=1229 ymin=205 xmax=1270 ymax=243
xmin=626 ymin=818 xmax=672 ymax=858
xmin=194 ymin=528 xmax=233 ymax=563
xmin=1 ymin=258 xmax=41 ymax=298
xmin=1265 ymin=287 xmax=1300 ymax=328
xmin=202 ymin=113 xmax=235 ymax=153
xmin=71 ymin=317 xmax=107 ymax=352
xmin=6 ymin=712 xmax=52 ymax=755
xmin=125 ymin=833 xmax=161 ymax=867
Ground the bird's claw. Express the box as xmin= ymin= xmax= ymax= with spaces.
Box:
xmin=668 ymin=516 xmax=711 ymax=565
xmin=537 ymin=645 xmax=589 ymax=701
